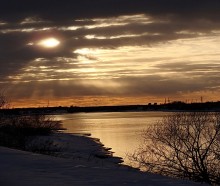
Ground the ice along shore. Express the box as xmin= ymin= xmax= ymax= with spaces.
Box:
xmin=0 ymin=133 xmax=206 ymax=186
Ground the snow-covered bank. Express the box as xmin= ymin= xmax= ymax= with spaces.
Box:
xmin=0 ymin=133 xmax=206 ymax=186
xmin=27 ymin=132 xmax=124 ymax=167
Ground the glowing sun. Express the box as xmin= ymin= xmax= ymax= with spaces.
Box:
xmin=38 ymin=37 xmax=60 ymax=48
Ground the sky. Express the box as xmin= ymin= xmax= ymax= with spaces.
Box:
xmin=1 ymin=0 xmax=220 ymax=108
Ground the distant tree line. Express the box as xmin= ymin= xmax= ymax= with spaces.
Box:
xmin=1 ymin=101 xmax=220 ymax=115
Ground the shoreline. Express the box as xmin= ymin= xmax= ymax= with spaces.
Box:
xmin=0 ymin=132 xmax=206 ymax=185
xmin=27 ymin=132 xmax=126 ymax=168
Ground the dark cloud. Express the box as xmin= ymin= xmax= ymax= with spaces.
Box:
xmin=115 ymin=75 xmax=205 ymax=96
xmin=1 ymin=0 xmax=220 ymax=104
xmin=0 ymin=31 xmax=76 ymax=79
xmin=5 ymin=72 xmax=219 ymax=101
xmin=153 ymin=62 xmax=220 ymax=73
xmin=1 ymin=0 xmax=220 ymax=23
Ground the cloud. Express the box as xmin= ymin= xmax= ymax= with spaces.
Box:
xmin=1 ymin=0 xmax=220 ymax=22
xmin=1 ymin=0 xmax=220 ymax=105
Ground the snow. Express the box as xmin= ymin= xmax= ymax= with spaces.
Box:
xmin=0 ymin=133 xmax=206 ymax=186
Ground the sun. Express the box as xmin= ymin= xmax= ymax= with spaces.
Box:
xmin=37 ymin=37 xmax=60 ymax=48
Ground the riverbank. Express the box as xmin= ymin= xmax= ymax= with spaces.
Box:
xmin=26 ymin=132 xmax=125 ymax=167
xmin=0 ymin=132 xmax=206 ymax=185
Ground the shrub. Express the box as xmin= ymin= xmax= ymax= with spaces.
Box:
xmin=130 ymin=112 xmax=220 ymax=184
xmin=0 ymin=114 xmax=62 ymax=150
xmin=0 ymin=92 xmax=9 ymax=109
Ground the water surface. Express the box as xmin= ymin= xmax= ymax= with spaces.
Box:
xmin=55 ymin=111 xmax=170 ymax=164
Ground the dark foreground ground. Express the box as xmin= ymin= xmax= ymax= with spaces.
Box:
xmin=0 ymin=134 xmax=206 ymax=186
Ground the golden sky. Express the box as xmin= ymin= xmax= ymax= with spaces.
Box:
xmin=1 ymin=1 xmax=220 ymax=107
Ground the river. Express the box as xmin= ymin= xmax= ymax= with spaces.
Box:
xmin=54 ymin=111 xmax=171 ymax=164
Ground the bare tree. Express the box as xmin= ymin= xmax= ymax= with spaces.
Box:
xmin=0 ymin=91 xmax=9 ymax=109
xmin=0 ymin=94 xmax=6 ymax=108
xmin=130 ymin=112 xmax=220 ymax=184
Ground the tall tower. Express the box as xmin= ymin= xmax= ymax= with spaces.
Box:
xmin=201 ymin=96 xmax=203 ymax=103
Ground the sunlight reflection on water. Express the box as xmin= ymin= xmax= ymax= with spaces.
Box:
xmin=54 ymin=111 xmax=172 ymax=165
